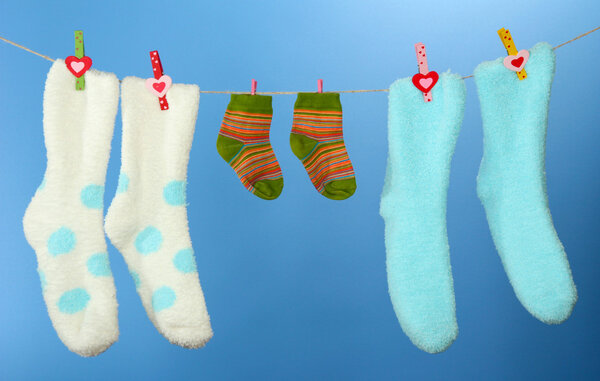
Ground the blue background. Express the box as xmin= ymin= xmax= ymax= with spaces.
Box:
xmin=0 ymin=1 xmax=598 ymax=379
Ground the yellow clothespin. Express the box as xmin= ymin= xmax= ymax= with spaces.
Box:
xmin=497 ymin=28 xmax=528 ymax=80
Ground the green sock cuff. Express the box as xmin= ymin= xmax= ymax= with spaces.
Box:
xmin=228 ymin=94 xmax=273 ymax=113
xmin=294 ymin=93 xmax=342 ymax=111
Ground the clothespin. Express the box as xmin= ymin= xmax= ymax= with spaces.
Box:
xmin=251 ymin=79 xmax=257 ymax=95
xmin=411 ymin=43 xmax=439 ymax=102
xmin=317 ymin=79 xmax=323 ymax=93
xmin=498 ymin=28 xmax=529 ymax=80
xmin=145 ymin=51 xmax=172 ymax=110
xmin=65 ymin=30 xmax=92 ymax=90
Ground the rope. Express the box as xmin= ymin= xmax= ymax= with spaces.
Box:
xmin=1 ymin=26 xmax=598 ymax=94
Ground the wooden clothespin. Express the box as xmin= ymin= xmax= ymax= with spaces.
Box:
xmin=411 ymin=43 xmax=439 ymax=102
xmin=498 ymin=28 xmax=529 ymax=80
xmin=65 ymin=30 xmax=92 ymax=90
xmin=251 ymin=79 xmax=257 ymax=95
xmin=317 ymin=79 xmax=323 ymax=93
xmin=145 ymin=51 xmax=172 ymax=110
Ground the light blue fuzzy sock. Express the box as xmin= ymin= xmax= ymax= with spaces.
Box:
xmin=474 ymin=42 xmax=577 ymax=324
xmin=380 ymin=72 xmax=465 ymax=353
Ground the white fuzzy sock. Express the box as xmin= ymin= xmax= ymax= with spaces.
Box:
xmin=105 ymin=77 xmax=212 ymax=348
xmin=23 ymin=60 xmax=120 ymax=357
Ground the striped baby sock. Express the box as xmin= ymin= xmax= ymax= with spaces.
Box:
xmin=104 ymin=77 xmax=212 ymax=348
xmin=22 ymin=60 xmax=120 ymax=357
xmin=474 ymin=42 xmax=577 ymax=323
xmin=216 ymin=94 xmax=283 ymax=200
xmin=290 ymin=93 xmax=356 ymax=200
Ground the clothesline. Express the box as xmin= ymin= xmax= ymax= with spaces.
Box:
xmin=1 ymin=26 xmax=598 ymax=94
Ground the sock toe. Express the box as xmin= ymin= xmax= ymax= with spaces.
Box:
xmin=405 ymin=319 xmax=458 ymax=354
xmin=253 ymin=178 xmax=284 ymax=200
xmin=54 ymin=314 xmax=119 ymax=357
xmin=158 ymin=322 xmax=214 ymax=349
xmin=519 ymin=283 xmax=578 ymax=324
xmin=322 ymin=178 xmax=356 ymax=200
xmin=64 ymin=332 xmax=118 ymax=357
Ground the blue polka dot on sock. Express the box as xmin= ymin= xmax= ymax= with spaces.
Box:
xmin=87 ymin=253 xmax=112 ymax=277
xmin=152 ymin=286 xmax=176 ymax=312
xmin=57 ymin=288 xmax=90 ymax=314
xmin=130 ymin=270 xmax=141 ymax=289
xmin=117 ymin=172 xmax=129 ymax=194
xmin=135 ymin=226 xmax=163 ymax=255
xmin=81 ymin=184 xmax=104 ymax=209
xmin=163 ymin=180 xmax=186 ymax=206
xmin=37 ymin=269 xmax=47 ymax=292
xmin=47 ymin=227 xmax=76 ymax=256
xmin=173 ymin=248 xmax=197 ymax=273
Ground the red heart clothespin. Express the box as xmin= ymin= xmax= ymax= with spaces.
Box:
xmin=145 ymin=51 xmax=171 ymax=110
xmin=250 ymin=79 xmax=257 ymax=95
xmin=411 ymin=43 xmax=438 ymax=102
xmin=498 ymin=28 xmax=528 ymax=80
xmin=317 ymin=79 xmax=323 ymax=93
xmin=65 ymin=30 xmax=92 ymax=90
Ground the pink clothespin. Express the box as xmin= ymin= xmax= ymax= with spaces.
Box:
xmin=411 ymin=43 xmax=439 ymax=102
xmin=145 ymin=51 xmax=172 ymax=110
xmin=317 ymin=79 xmax=323 ymax=93
xmin=251 ymin=79 xmax=257 ymax=95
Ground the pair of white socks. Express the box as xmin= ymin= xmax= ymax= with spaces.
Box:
xmin=23 ymin=60 xmax=212 ymax=357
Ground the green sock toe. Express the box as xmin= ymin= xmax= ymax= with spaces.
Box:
xmin=322 ymin=178 xmax=356 ymax=200
xmin=253 ymin=178 xmax=284 ymax=200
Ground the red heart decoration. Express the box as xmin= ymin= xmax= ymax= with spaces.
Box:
xmin=412 ymin=71 xmax=439 ymax=93
xmin=65 ymin=56 xmax=93 ymax=78
xmin=153 ymin=82 xmax=166 ymax=93
xmin=503 ymin=50 xmax=529 ymax=72
xmin=511 ymin=57 xmax=524 ymax=68
xmin=145 ymin=75 xmax=172 ymax=97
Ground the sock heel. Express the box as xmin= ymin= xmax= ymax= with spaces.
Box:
xmin=290 ymin=133 xmax=319 ymax=160
xmin=216 ymin=135 xmax=244 ymax=163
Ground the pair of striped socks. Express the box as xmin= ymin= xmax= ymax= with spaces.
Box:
xmin=216 ymin=93 xmax=356 ymax=200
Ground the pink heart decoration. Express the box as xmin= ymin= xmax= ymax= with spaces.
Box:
xmin=71 ymin=61 xmax=85 ymax=73
xmin=65 ymin=56 xmax=93 ymax=78
xmin=503 ymin=49 xmax=529 ymax=72
xmin=145 ymin=75 xmax=172 ymax=97
xmin=419 ymin=77 xmax=433 ymax=89
xmin=412 ymin=71 xmax=439 ymax=93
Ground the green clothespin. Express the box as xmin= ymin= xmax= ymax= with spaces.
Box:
xmin=74 ymin=30 xmax=85 ymax=90
xmin=65 ymin=31 xmax=92 ymax=88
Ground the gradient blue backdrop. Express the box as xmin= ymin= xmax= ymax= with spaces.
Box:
xmin=0 ymin=1 xmax=598 ymax=380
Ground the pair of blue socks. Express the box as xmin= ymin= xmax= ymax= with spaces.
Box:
xmin=380 ymin=42 xmax=577 ymax=353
